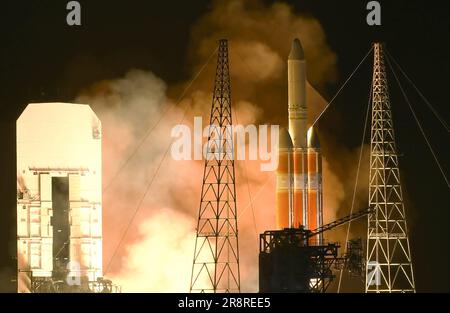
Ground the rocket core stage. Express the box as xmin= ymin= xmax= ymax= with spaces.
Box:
xmin=276 ymin=38 xmax=324 ymax=241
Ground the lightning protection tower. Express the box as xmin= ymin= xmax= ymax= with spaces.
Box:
xmin=190 ymin=39 xmax=241 ymax=293
xmin=365 ymin=43 xmax=415 ymax=293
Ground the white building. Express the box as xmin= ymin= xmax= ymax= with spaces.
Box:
xmin=16 ymin=103 xmax=103 ymax=292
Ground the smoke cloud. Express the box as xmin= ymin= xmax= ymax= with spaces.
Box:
xmin=76 ymin=0 xmax=366 ymax=292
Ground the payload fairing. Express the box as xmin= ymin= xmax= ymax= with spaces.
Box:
xmin=16 ymin=103 xmax=103 ymax=292
xmin=276 ymin=39 xmax=323 ymax=240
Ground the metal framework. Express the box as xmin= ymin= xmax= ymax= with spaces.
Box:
xmin=365 ymin=43 xmax=415 ymax=292
xmin=343 ymin=239 xmax=365 ymax=279
xmin=258 ymin=206 xmax=370 ymax=293
xmin=27 ymin=272 xmax=121 ymax=293
xmin=190 ymin=39 xmax=240 ymax=293
xmin=309 ymin=207 xmax=371 ymax=238
xmin=259 ymin=228 xmax=339 ymax=293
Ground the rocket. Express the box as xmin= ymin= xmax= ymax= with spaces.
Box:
xmin=276 ymin=128 xmax=294 ymax=228
xmin=288 ymin=38 xmax=308 ymax=230
xmin=276 ymin=38 xmax=323 ymax=241
xmin=307 ymin=127 xmax=323 ymax=243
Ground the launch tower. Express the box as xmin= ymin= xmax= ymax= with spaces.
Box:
xmin=190 ymin=39 xmax=241 ymax=293
xmin=365 ymin=43 xmax=416 ymax=292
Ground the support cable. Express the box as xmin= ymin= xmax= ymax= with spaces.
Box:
xmin=232 ymin=107 xmax=259 ymax=244
xmin=337 ymin=78 xmax=373 ymax=293
xmin=103 ymin=47 xmax=218 ymax=275
xmin=386 ymin=55 xmax=450 ymax=189
xmin=232 ymin=47 xmax=272 ymax=242
xmin=312 ymin=46 xmax=374 ymax=127
xmin=386 ymin=50 xmax=449 ymax=133
xmin=103 ymin=47 xmax=218 ymax=193
xmin=238 ymin=173 xmax=275 ymax=220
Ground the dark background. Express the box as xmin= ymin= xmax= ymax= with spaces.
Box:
xmin=1 ymin=0 xmax=449 ymax=292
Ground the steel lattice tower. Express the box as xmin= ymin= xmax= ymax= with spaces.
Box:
xmin=365 ymin=43 xmax=415 ymax=292
xmin=190 ymin=39 xmax=240 ymax=293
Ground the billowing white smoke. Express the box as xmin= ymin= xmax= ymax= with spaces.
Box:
xmin=108 ymin=208 xmax=197 ymax=292
xmin=77 ymin=69 xmax=269 ymax=292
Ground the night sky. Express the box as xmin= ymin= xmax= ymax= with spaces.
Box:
xmin=1 ymin=0 xmax=449 ymax=292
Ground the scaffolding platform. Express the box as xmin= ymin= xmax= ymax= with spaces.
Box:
xmin=259 ymin=228 xmax=340 ymax=293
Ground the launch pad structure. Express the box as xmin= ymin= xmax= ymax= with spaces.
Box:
xmin=365 ymin=43 xmax=415 ymax=292
xmin=16 ymin=103 xmax=120 ymax=293
xmin=258 ymin=208 xmax=367 ymax=293
xmin=258 ymin=41 xmax=417 ymax=293
xmin=29 ymin=275 xmax=118 ymax=293
xmin=259 ymin=228 xmax=339 ymax=293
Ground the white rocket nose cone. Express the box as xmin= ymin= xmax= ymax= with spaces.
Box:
xmin=289 ymin=38 xmax=305 ymax=60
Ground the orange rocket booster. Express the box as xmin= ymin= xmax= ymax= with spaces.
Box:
xmin=307 ymin=127 xmax=323 ymax=242
xmin=276 ymin=38 xmax=323 ymax=235
xmin=276 ymin=128 xmax=294 ymax=229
